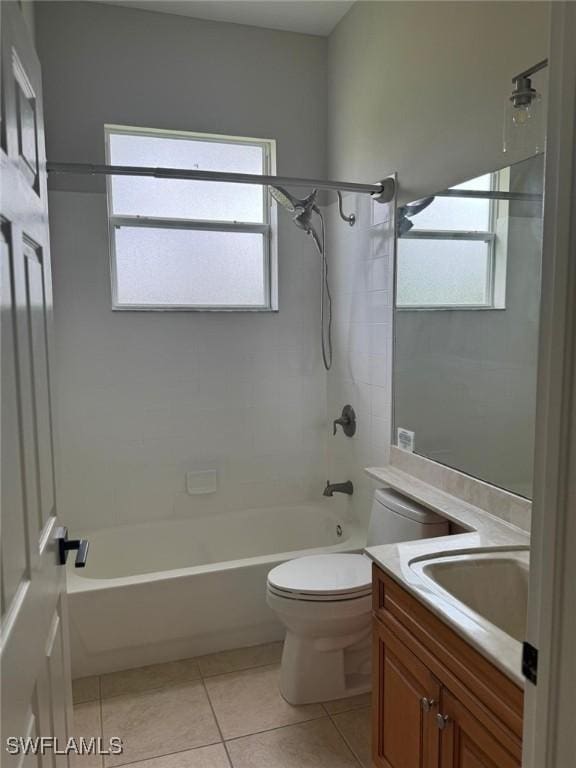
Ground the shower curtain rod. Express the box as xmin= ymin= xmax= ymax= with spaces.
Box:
xmin=46 ymin=162 xmax=394 ymax=200
xmin=435 ymin=189 xmax=543 ymax=202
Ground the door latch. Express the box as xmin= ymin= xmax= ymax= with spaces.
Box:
xmin=54 ymin=526 xmax=89 ymax=568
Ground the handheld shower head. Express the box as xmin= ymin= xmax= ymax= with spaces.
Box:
xmin=269 ymin=184 xmax=332 ymax=370
xmin=397 ymin=196 xmax=435 ymax=235
xmin=269 ymin=186 xmax=321 ymax=248
xmin=269 ymin=185 xmax=299 ymax=213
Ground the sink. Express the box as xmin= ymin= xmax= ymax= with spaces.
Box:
xmin=410 ymin=550 xmax=529 ymax=643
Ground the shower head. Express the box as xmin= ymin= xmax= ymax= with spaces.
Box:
xmin=397 ymin=196 xmax=435 ymax=235
xmin=269 ymin=185 xmax=300 ymax=213
xmin=269 ymin=185 xmax=322 ymax=251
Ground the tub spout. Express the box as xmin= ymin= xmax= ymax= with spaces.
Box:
xmin=323 ymin=480 xmax=354 ymax=497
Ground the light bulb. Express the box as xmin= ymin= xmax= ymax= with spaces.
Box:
xmin=503 ymin=91 xmax=544 ymax=155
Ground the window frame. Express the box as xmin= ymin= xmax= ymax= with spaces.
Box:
xmin=396 ymin=172 xmax=508 ymax=311
xmin=104 ymin=124 xmax=278 ymax=312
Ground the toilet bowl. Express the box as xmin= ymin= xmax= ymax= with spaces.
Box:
xmin=266 ymin=488 xmax=449 ymax=704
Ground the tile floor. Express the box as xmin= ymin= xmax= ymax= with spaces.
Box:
xmin=72 ymin=642 xmax=371 ymax=768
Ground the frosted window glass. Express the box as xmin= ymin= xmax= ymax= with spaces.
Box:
xmin=408 ymin=174 xmax=493 ymax=231
xmin=396 ymin=239 xmax=490 ymax=307
xmin=108 ymin=133 xmax=265 ymax=222
xmin=114 ymin=227 xmax=266 ymax=307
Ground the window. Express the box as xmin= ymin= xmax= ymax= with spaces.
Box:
xmin=105 ymin=125 xmax=277 ymax=310
xmin=396 ymin=172 xmax=508 ymax=309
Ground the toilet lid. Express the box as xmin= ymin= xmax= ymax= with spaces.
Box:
xmin=267 ymin=554 xmax=372 ymax=598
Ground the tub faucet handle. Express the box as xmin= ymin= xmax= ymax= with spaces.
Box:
xmin=333 ymin=405 xmax=356 ymax=437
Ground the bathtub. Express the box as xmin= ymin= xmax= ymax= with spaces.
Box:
xmin=67 ymin=502 xmax=365 ymax=676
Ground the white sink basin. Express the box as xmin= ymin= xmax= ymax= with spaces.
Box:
xmin=410 ymin=549 xmax=529 ymax=643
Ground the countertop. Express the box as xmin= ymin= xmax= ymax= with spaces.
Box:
xmin=363 ymin=465 xmax=530 ymax=687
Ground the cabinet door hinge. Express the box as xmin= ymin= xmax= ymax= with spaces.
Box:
xmin=522 ymin=641 xmax=538 ymax=685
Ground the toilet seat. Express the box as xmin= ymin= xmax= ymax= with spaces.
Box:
xmin=267 ymin=554 xmax=372 ymax=602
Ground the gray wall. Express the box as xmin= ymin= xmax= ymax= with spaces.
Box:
xmin=37 ymin=1 xmax=327 ymax=191
xmin=327 ymin=1 xmax=549 ymax=204
xmin=36 ymin=2 xmax=329 ymax=529
xmin=325 ymin=0 xmax=549 ymax=507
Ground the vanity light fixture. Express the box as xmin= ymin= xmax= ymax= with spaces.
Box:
xmin=503 ymin=58 xmax=548 ymax=154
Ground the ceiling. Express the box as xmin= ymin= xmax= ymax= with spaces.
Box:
xmin=96 ymin=1 xmax=355 ymax=36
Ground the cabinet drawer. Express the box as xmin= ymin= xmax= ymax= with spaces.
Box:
xmin=372 ymin=564 xmax=523 ymax=758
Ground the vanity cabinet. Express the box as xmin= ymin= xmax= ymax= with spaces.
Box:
xmin=372 ymin=565 xmax=523 ymax=768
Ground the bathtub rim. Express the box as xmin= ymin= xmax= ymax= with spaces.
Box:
xmin=67 ymin=527 xmax=367 ymax=594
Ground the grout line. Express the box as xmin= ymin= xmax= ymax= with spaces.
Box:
xmin=222 ymin=712 xmax=327 ymax=745
xmin=80 ymin=648 xmax=284 ymax=703
xmin=201 ymin=679 xmax=233 ymax=768
xmin=199 ymin=659 xmax=282 ymax=681
xmin=101 ymin=740 xmax=224 ymax=768
xmin=324 ymin=707 xmax=369 ymax=768
xmin=97 ymin=676 xmax=203 ymax=702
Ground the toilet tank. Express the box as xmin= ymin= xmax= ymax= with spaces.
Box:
xmin=367 ymin=488 xmax=449 ymax=546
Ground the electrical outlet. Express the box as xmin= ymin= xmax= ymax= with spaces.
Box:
xmin=397 ymin=428 xmax=415 ymax=453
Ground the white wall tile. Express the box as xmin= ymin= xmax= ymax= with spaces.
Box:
xmin=326 ymin=194 xmax=394 ymax=524
xmin=50 ymin=192 xmax=328 ymax=530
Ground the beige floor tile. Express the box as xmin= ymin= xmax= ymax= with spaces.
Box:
xmin=333 ymin=707 xmax=371 ymax=768
xmin=102 ymin=681 xmax=220 ymax=767
xmin=323 ymin=693 xmax=371 ymax=715
xmin=73 ymin=676 xmax=101 ymax=704
xmin=116 ymin=744 xmax=230 ymax=768
xmin=73 ymin=701 xmax=103 ymax=768
xmin=101 ymin=658 xmax=201 ymax=698
xmin=226 ymin=718 xmax=359 ymax=768
xmin=198 ymin=643 xmax=283 ymax=678
xmin=204 ymin=664 xmax=323 ymax=740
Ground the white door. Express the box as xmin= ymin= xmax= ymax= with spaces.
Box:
xmin=1 ymin=3 xmax=74 ymax=764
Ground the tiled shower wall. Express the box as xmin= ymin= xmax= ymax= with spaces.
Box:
xmin=38 ymin=3 xmax=330 ymax=532
xmin=49 ymin=193 xmax=327 ymax=530
xmin=325 ymin=192 xmax=395 ymax=528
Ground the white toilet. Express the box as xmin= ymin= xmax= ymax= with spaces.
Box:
xmin=266 ymin=488 xmax=449 ymax=704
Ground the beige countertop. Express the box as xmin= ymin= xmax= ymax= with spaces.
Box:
xmin=364 ymin=465 xmax=530 ymax=687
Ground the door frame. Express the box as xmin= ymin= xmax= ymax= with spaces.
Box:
xmin=522 ymin=2 xmax=576 ymax=766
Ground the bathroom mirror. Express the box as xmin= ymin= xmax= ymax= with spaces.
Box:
xmin=393 ymin=154 xmax=544 ymax=498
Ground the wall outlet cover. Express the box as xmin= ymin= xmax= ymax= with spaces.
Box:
xmin=397 ymin=428 xmax=415 ymax=453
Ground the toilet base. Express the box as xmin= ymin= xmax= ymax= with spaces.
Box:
xmin=279 ymin=628 xmax=371 ymax=705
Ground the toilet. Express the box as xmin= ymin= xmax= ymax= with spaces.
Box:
xmin=266 ymin=488 xmax=449 ymax=704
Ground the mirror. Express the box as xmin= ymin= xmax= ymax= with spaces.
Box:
xmin=393 ymin=154 xmax=544 ymax=498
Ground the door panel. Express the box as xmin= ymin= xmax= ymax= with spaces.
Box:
xmin=1 ymin=3 xmax=73 ymax=764
xmin=439 ymin=690 xmax=520 ymax=768
xmin=1 ymin=225 xmax=29 ymax=614
xmin=23 ymin=239 xmax=56 ymax=530
xmin=373 ymin=620 xmax=441 ymax=768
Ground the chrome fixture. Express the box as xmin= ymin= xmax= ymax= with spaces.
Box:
xmin=397 ymin=197 xmax=435 ymax=235
xmin=46 ymin=161 xmax=396 ymax=373
xmin=323 ymin=480 xmax=354 ymax=497
xmin=47 ymin=162 xmax=396 ymax=201
xmin=421 ymin=698 xmax=437 ymax=713
xmin=270 ymin=185 xmax=333 ymax=371
xmin=337 ymin=191 xmax=356 ymax=226
xmin=333 ymin=405 xmax=356 ymax=437
xmin=503 ymin=58 xmax=548 ymax=154
xmin=510 ymin=58 xmax=548 ymax=108
xmin=269 ymin=186 xmax=322 ymax=251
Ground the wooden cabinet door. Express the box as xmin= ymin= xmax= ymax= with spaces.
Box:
xmin=373 ymin=620 xmax=441 ymax=768
xmin=439 ymin=690 xmax=521 ymax=768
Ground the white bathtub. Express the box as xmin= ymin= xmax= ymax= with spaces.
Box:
xmin=67 ymin=503 xmax=365 ymax=676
